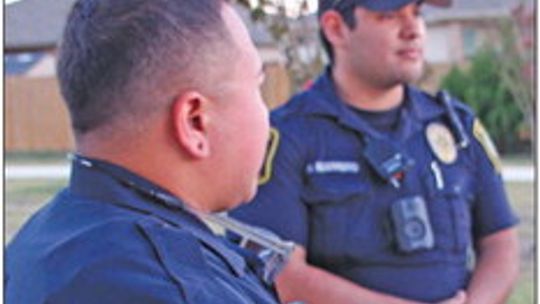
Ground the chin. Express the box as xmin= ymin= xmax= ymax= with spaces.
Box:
xmin=214 ymin=199 xmax=244 ymax=213
xmin=241 ymin=188 xmax=258 ymax=204
xmin=219 ymin=177 xmax=258 ymax=211
xmin=398 ymin=69 xmax=423 ymax=83
xmin=240 ymin=181 xmax=259 ymax=204
xmin=221 ymin=188 xmax=256 ymax=212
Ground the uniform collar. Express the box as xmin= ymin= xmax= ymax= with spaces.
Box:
xmin=303 ymin=67 xmax=446 ymax=139
xmin=68 ymin=156 xmax=248 ymax=277
xmin=405 ymin=85 xmax=446 ymax=121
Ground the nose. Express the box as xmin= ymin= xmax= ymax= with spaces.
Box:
xmin=399 ymin=12 xmax=424 ymax=41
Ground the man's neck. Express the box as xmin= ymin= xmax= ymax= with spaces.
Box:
xmin=76 ymin=133 xmax=217 ymax=213
xmin=331 ymin=66 xmax=404 ymax=112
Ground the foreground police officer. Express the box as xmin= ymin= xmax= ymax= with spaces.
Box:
xmin=231 ymin=0 xmax=520 ymax=303
xmin=6 ymin=0 xmax=279 ymax=303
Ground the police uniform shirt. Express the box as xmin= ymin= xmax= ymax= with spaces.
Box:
xmin=231 ymin=69 xmax=518 ymax=302
xmin=6 ymin=158 xmax=278 ymax=304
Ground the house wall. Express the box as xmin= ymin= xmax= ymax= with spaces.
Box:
xmin=425 ymin=24 xmax=459 ymax=64
xmin=426 ymin=18 xmax=509 ymax=64
xmin=423 ymin=18 xmax=510 ymax=90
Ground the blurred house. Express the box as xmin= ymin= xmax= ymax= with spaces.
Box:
xmin=6 ymin=0 xmax=533 ymax=152
xmin=5 ymin=0 xmax=75 ymax=152
xmin=5 ymin=0 xmax=289 ymax=152
xmin=235 ymin=5 xmax=291 ymax=109
xmin=421 ymin=0 xmax=535 ymax=91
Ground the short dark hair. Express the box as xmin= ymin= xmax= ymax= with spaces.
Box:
xmin=319 ymin=2 xmax=358 ymax=62
xmin=57 ymin=0 xmax=233 ymax=136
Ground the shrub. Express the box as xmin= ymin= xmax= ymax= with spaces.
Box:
xmin=440 ymin=48 xmax=524 ymax=153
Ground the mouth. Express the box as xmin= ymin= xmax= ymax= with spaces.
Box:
xmin=396 ymin=48 xmax=423 ymax=61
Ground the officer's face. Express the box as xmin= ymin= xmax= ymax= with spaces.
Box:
xmin=341 ymin=2 xmax=426 ymax=87
xmin=207 ymin=5 xmax=270 ymax=210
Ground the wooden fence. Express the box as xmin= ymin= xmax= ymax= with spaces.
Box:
xmin=5 ymin=77 xmax=74 ymax=152
xmin=261 ymin=63 xmax=291 ymax=110
xmin=5 ymin=63 xmax=291 ymax=152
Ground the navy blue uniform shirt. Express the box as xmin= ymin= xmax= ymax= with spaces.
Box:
xmin=6 ymin=158 xmax=278 ymax=304
xmin=231 ymin=69 xmax=518 ymax=302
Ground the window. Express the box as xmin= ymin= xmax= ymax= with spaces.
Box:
xmin=462 ymin=28 xmax=478 ymax=58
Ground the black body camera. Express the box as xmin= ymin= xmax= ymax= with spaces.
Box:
xmin=390 ymin=196 xmax=434 ymax=253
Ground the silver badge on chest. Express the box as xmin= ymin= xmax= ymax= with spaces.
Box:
xmin=425 ymin=122 xmax=457 ymax=164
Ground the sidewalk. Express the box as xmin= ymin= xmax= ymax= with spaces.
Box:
xmin=6 ymin=164 xmax=69 ymax=180
xmin=5 ymin=163 xmax=535 ymax=182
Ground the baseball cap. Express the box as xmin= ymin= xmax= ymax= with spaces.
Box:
xmin=318 ymin=0 xmax=451 ymax=15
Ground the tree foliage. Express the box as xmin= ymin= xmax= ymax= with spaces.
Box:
xmin=236 ymin=0 xmax=325 ymax=91
xmin=440 ymin=48 xmax=525 ymax=153
xmin=495 ymin=19 xmax=535 ymax=140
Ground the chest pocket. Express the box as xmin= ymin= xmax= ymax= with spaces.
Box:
xmin=302 ymin=172 xmax=379 ymax=267
xmin=423 ymin=162 xmax=475 ymax=253
xmin=303 ymin=173 xmax=368 ymax=203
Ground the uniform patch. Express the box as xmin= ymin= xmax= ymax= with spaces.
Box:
xmin=426 ymin=122 xmax=457 ymax=164
xmin=473 ymin=119 xmax=502 ymax=173
xmin=258 ymin=127 xmax=280 ymax=185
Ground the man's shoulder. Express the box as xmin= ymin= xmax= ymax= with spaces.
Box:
xmin=270 ymin=88 xmax=334 ymax=138
xmin=5 ymin=195 xmax=219 ymax=303
xmin=9 ymin=194 xmax=211 ymax=265
xmin=272 ymin=90 xmax=315 ymax=119
xmin=272 ymin=82 xmax=334 ymax=119
xmin=19 ymin=222 xmax=202 ymax=303
xmin=446 ymin=95 xmax=475 ymax=118
xmin=6 ymin=195 xmax=162 ymax=269
xmin=409 ymin=86 xmax=476 ymax=122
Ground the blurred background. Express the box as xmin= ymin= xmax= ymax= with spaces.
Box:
xmin=4 ymin=0 xmax=535 ymax=303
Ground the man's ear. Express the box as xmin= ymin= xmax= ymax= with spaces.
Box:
xmin=320 ymin=10 xmax=349 ymax=49
xmin=171 ymin=91 xmax=211 ymax=159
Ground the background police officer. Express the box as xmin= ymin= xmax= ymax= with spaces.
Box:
xmin=231 ymin=0 xmax=520 ymax=303
xmin=6 ymin=0 xmax=277 ymax=303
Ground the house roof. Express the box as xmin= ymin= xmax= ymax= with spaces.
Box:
xmin=6 ymin=0 xmax=76 ymax=51
xmin=5 ymin=0 xmax=275 ymax=52
xmin=424 ymin=0 xmax=534 ymax=23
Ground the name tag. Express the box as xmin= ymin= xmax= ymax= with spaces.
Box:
xmin=306 ymin=161 xmax=360 ymax=174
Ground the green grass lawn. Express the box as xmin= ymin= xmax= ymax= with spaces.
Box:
xmin=5 ymin=151 xmax=71 ymax=165
xmin=5 ymin=179 xmax=68 ymax=242
xmin=505 ymin=182 xmax=535 ymax=304
xmin=502 ymin=153 xmax=534 ymax=167
xmin=5 ymin=178 xmax=535 ymax=303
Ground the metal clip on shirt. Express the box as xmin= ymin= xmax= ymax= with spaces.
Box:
xmin=196 ymin=212 xmax=296 ymax=285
